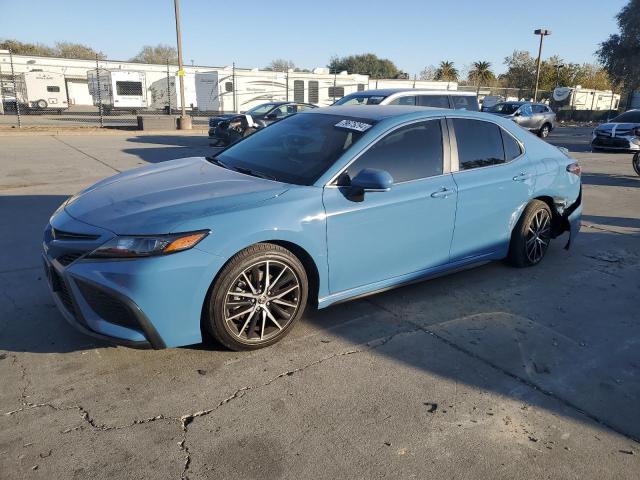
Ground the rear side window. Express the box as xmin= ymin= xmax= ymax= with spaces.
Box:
xmin=388 ymin=96 xmax=416 ymax=106
xmin=418 ymin=95 xmax=450 ymax=109
xmin=532 ymin=104 xmax=548 ymax=113
xmin=451 ymin=95 xmax=479 ymax=111
xmin=116 ymin=81 xmax=143 ymax=96
xmin=453 ymin=119 xmax=505 ymax=170
xmin=343 ymin=120 xmax=443 ymax=183
xmin=501 ymin=130 xmax=522 ymax=161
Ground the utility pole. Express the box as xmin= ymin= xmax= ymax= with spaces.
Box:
xmin=533 ymin=28 xmax=551 ymax=102
xmin=174 ymin=0 xmax=191 ymax=129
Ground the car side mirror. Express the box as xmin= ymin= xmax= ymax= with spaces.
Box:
xmin=349 ymin=168 xmax=393 ymax=196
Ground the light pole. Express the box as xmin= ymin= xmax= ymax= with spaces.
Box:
xmin=533 ymin=28 xmax=551 ymax=102
xmin=555 ymin=63 xmax=565 ymax=87
xmin=174 ymin=0 xmax=191 ymax=129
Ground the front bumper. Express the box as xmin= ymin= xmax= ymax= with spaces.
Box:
xmin=43 ymin=211 xmax=226 ymax=348
xmin=591 ymin=136 xmax=640 ymax=151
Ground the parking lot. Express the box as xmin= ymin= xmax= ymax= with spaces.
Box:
xmin=0 ymin=126 xmax=638 ymax=479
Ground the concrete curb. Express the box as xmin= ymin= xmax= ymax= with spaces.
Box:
xmin=0 ymin=128 xmax=208 ymax=137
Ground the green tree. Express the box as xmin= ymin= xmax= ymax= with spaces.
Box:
xmin=130 ymin=44 xmax=178 ymax=64
xmin=264 ymin=59 xmax=295 ymax=71
xmin=328 ymin=53 xmax=400 ymax=78
xmin=500 ymin=50 xmax=537 ymax=89
xmin=0 ymin=39 xmax=56 ymax=56
xmin=468 ymin=61 xmax=495 ymax=90
xmin=597 ymin=0 xmax=640 ymax=94
xmin=434 ymin=61 xmax=459 ymax=82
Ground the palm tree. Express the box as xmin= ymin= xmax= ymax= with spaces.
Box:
xmin=468 ymin=61 xmax=495 ymax=92
xmin=435 ymin=61 xmax=459 ymax=82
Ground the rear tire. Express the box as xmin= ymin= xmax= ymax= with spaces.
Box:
xmin=538 ymin=123 xmax=551 ymax=138
xmin=507 ymin=200 xmax=553 ymax=267
xmin=205 ymin=243 xmax=308 ymax=351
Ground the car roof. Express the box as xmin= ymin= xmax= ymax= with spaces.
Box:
xmin=302 ymin=104 xmax=454 ymax=121
xmin=347 ymin=88 xmax=476 ymax=97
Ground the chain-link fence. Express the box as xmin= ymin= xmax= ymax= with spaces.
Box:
xmin=0 ymin=49 xmax=624 ymax=129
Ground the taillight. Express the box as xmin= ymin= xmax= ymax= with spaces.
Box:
xmin=566 ymin=162 xmax=581 ymax=177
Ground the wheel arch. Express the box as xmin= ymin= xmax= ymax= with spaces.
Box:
xmin=199 ymin=239 xmax=321 ymax=341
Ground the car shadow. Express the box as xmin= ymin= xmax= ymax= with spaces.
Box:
xmin=582 ymin=172 xmax=639 ymax=188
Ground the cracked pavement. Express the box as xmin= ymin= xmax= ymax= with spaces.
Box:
xmin=1 ymin=129 xmax=639 ymax=479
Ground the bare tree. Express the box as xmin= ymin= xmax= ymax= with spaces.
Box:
xmin=419 ymin=65 xmax=437 ymax=80
xmin=265 ymin=59 xmax=295 ymax=71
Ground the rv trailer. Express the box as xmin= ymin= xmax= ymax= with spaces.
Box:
xmin=14 ymin=71 xmax=68 ymax=110
xmin=87 ymin=69 xmax=148 ymax=111
xmin=194 ymin=68 xmax=369 ymax=113
xmin=149 ymin=73 xmax=197 ymax=111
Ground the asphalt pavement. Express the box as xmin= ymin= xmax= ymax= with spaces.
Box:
xmin=0 ymin=127 xmax=638 ymax=479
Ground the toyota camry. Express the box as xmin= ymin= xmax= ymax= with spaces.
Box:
xmin=42 ymin=106 xmax=582 ymax=351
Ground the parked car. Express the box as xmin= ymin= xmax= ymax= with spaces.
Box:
xmin=209 ymin=101 xmax=316 ymax=146
xmin=43 ymin=106 xmax=581 ymax=351
xmin=334 ymin=89 xmax=479 ymax=111
xmin=485 ymin=102 xmax=556 ymax=138
xmin=591 ymin=109 xmax=640 ymax=152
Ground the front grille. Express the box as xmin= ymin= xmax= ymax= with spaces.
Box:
xmin=52 ymin=228 xmax=100 ymax=241
xmin=51 ymin=269 xmax=76 ymax=318
xmin=76 ymin=280 xmax=141 ymax=331
xmin=57 ymin=252 xmax=85 ymax=266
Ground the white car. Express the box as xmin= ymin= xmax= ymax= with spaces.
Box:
xmin=333 ymin=88 xmax=479 ymax=111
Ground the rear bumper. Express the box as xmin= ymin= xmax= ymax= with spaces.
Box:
xmin=563 ymin=189 xmax=582 ymax=249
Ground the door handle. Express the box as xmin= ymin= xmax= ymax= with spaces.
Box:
xmin=430 ymin=187 xmax=455 ymax=198
xmin=512 ymin=172 xmax=531 ymax=182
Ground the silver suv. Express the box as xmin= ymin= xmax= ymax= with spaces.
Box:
xmin=485 ymin=102 xmax=557 ymax=138
xmin=333 ymin=89 xmax=479 ymax=111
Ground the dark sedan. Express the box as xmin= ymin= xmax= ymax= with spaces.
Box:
xmin=591 ymin=109 xmax=640 ymax=152
xmin=209 ymin=101 xmax=317 ymax=146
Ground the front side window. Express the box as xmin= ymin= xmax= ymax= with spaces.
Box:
xmin=342 ymin=120 xmax=443 ymax=184
xmin=247 ymin=103 xmax=278 ymax=116
xmin=115 ymin=81 xmax=143 ymax=96
xmin=418 ymin=95 xmax=450 ymax=108
xmin=520 ymin=104 xmax=533 ymax=116
xmin=532 ymin=104 xmax=546 ymax=113
xmin=453 ymin=119 xmax=505 ymax=170
xmin=47 ymin=86 xmax=60 ymax=93
xmin=451 ymin=95 xmax=479 ymax=111
xmin=214 ymin=113 xmax=373 ymax=185
xmin=388 ymin=96 xmax=416 ymax=106
xmin=487 ymin=103 xmax=521 ymax=115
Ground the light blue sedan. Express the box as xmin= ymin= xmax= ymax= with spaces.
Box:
xmin=42 ymin=106 xmax=582 ymax=350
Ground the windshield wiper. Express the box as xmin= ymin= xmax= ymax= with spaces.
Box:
xmin=231 ymin=166 xmax=276 ymax=181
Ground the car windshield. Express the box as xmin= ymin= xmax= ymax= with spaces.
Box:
xmin=211 ymin=113 xmax=375 ymax=185
xmin=333 ymin=94 xmax=387 ymax=106
xmin=246 ymin=103 xmax=279 ymax=116
xmin=487 ymin=103 xmax=522 ymax=114
xmin=611 ymin=110 xmax=640 ymax=123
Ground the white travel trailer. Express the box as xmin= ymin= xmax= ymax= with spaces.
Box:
xmin=553 ymin=86 xmax=620 ymax=111
xmin=14 ymin=71 xmax=68 ymax=110
xmin=149 ymin=74 xmax=197 ymax=111
xmin=87 ymin=69 xmax=148 ymax=111
xmin=194 ymin=68 xmax=369 ymax=113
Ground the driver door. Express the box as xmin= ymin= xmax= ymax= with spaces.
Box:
xmin=322 ymin=119 xmax=458 ymax=294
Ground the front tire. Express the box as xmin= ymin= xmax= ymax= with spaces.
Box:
xmin=633 ymin=152 xmax=640 ymax=176
xmin=508 ymin=200 xmax=552 ymax=267
xmin=538 ymin=123 xmax=551 ymax=138
xmin=205 ymin=243 xmax=308 ymax=350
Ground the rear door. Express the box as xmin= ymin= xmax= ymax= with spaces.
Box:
xmin=448 ymin=117 xmax=532 ymax=261
xmin=323 ymin=119 xmax=457 ymax=293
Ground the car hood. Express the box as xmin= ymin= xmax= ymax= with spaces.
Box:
xmin=64 ymin=157 xmax=289 ymax=234
xmin=594 ymin=122 xmax=640 ymax=135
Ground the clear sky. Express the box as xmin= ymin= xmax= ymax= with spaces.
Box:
xmin=1 ymin=0 xmax=627 ymax=75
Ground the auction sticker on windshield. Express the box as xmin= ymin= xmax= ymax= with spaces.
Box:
xmin=334 ymin=119 xmax=373 ymax=132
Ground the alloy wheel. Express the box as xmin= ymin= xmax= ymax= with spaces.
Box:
xmin=223 ymin=260 xmax=301 ymax=343
xmin=525 ymin=209 xmax=551 ymax=264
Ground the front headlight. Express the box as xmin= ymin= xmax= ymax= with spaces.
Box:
xmin=88 ymin=230 xmax=210 ymax=258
